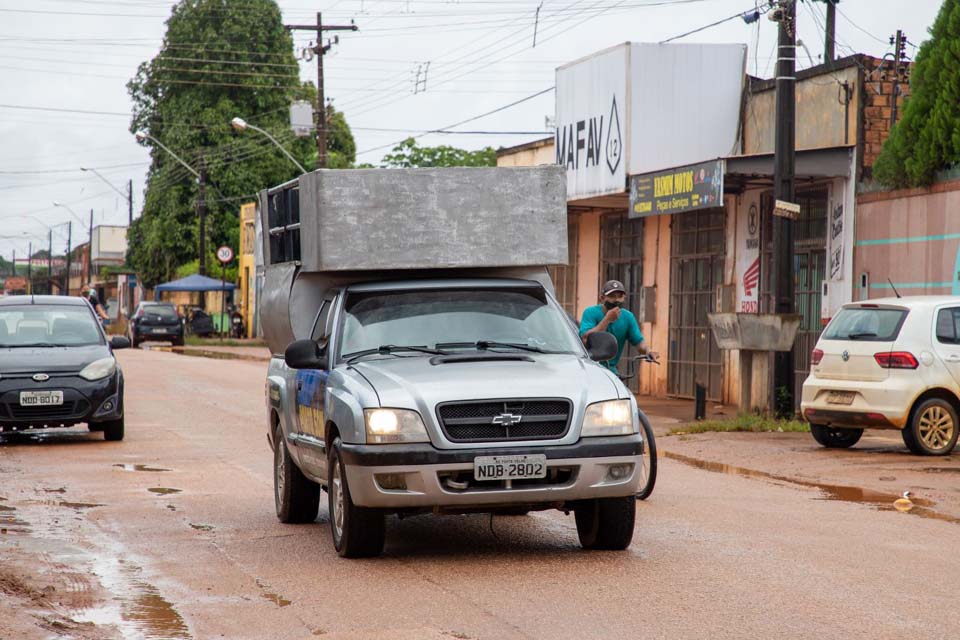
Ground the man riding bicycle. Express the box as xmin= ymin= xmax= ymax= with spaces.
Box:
xmin=579 ymin=280 xmax=656 ymax=374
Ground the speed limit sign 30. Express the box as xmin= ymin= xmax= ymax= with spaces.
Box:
xmin=216 ymin=245 xmax=234 ymax=264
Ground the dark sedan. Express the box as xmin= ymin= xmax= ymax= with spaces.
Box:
xmin=0 ymin=295 xmax=129 ymax=440
xmin=129 ymin=302 xmax=184 ymax=347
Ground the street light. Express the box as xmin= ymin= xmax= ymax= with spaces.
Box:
xmin=134 ymin=130 xmax=201 ymax=179
xmin=81 ymin=167 xmax=134 ymax=225
xmin=52 ymin=201 xmax=86 ymax=226
xmin=231 ymin=117 xmax=307 ymax=174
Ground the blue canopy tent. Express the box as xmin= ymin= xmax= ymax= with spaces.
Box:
xmin=153 ymin=274 xmax=236 ymax=301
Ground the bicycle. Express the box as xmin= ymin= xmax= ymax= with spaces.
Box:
xmin=618 ymin=353 xmax=660 ymax=500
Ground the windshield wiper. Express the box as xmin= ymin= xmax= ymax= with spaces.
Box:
xmin=847 ymin=332 xmax=878 ymax=340
xmin=344 ymin=344 xmax=449 ymax=364
xmin=436 ymin=340 xmax=553 ymax=354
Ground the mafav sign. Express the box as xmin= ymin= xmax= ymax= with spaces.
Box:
xmin=555 ymin=45 xmax=627 ymax=200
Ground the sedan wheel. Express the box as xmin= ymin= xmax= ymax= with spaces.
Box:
xmin=905 ymin=399 xmax=960 ymax=456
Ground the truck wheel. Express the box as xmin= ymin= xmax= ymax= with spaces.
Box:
xmin=329 ymin=438 xmax=385 ymax=558
xmin=903 ymin=398 xmax=959 ymax=456
xmin=102 ymin=416 xmax=124 ymax=442
xmin=574 ymin=496 xmax=635 ymax=550
xmin=273 ymin=430 xmax=320 ymax=523
xmin=809 ymin=424 xmax=862 ymax=448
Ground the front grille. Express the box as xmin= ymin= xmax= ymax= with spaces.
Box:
xmin=437 ymin=399 xmax=571 ymax=443
xmin=6 ymin=400 xmax=89 ymax=421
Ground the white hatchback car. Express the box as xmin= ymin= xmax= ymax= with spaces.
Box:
xmin=802 ymin=297 xmax=960 ymax=456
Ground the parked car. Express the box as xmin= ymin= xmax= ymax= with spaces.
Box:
xmin=0 ymin=295 xmax=129 ymax=440
xmin=802 ymin=297 xmax=960 ymax=456
xmin=129 ymin=302 xmax=184 ymax=347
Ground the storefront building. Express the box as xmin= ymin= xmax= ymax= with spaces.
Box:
xmin=499 ymin=47 xmax=884 ymax=409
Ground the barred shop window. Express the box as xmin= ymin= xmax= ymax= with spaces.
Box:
xmin=267 ymin=185 xmax=301 ymax=265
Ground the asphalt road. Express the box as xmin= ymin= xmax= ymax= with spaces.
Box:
xmin=2 ymin=348 xmax=959 ymax=639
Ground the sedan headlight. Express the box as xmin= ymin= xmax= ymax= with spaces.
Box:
xmin=363 ymin=408 xmax=429 ymax=444
xmin=79 ymin=357 xmax=117 ymax=381
xmin=581 ymin=399 xmax=634 ymax=437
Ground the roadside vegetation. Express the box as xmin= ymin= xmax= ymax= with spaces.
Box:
xmin=669 ymin=413 xmax=810 ymax=436
xmin=184 ymin=336 xmax=266 ymax=348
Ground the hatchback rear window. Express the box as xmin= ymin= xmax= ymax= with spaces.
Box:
xmin=142 ymin=305 xmax=177 ymax=319
xmin=822 ymin=307 xmax=908 ymax=341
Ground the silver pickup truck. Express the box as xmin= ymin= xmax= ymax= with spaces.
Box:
xmin=258 ymin=167 xmax=644 ymax=557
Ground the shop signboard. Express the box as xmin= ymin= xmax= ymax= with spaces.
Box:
xmin=628 ymin=159 xmax=724 ymax=218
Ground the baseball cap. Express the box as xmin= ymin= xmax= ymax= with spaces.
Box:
xmin=602 ymin=280 xmax=626 ymax=296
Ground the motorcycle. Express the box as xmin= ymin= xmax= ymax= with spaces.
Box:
xmin=229 ymin=305 xmax=245 ymax=339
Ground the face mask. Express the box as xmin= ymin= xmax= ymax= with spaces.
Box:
xmin=603 ymin=300 xmax=622 ymax=310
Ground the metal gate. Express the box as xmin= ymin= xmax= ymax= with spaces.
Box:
xmin=599 ymin=213 xmax=644 ymax=385
xmin=760 ymin=189 xmax=828 ymax=407
xmin=668 ymin=209 xmax=726 ymax=401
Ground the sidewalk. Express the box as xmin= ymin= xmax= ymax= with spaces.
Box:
xmin=636 ymin=395 xmax=736 ymax=434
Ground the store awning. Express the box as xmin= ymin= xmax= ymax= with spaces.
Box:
xmin=724 ymin=145 xmax=854 ymax=191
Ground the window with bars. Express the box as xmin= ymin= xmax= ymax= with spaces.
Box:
xmin=267 ymin=185 xmax=301 ymax=265
xmin=547 ymin=216 xmax=579 ymax=318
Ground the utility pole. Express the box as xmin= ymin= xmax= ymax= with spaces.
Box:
xmin=891 ymin=29 xmax=908 ymax=127
xmin=128 ymin=179 xmax=134 ymax=225
xmin=286 ymin=13 xmax=358 ymax=168
xmin=11 ymin=250 xmax=14 ymax=277
xmin=65 ymin=222 xmax=72 ymax=296
xmin=197 ymin=158 xmax=207 ymax=276
xmin=772 ymin=0 xmax=797 ymax=417
xmin=27 ymin=242 xmax=32 ymax=291
xmin=48 ymin=230 xmax=52 ymax=294
xmin=823 ymin=0 xmax=836 ymax=64
xmin=88 ymin=209 xmax=94 ymax=284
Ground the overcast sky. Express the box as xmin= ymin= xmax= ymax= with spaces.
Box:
xmin=0 ymin=0 xmax=942 ymax=259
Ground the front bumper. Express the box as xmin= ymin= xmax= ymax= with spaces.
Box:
xmin=801 ymin=374 xmax=914 ymax=429
xmin=340 ymin=435 xmax=644 ymax=508
xmin=0 ymin=373 xmax=122 ymax=430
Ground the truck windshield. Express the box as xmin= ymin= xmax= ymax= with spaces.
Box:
xmin=340 ymin=287 xmax=582 ymax=358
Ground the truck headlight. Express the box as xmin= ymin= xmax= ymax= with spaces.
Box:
xmin=79 ymin=357 xmax=117 ymax=381
xmin=364 ymin=408 xmax=429 ymax=444
xmin=581 ymin=399 xmax=634 ymax=437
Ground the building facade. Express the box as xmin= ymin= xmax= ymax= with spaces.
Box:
xmin=499 ymin=46 xmax=896 ymax=409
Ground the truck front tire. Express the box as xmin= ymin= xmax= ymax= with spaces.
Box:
xmin=274 ymin=430 xmax=321 ymax=524
xmin=574 ymin=496 xmax=636 ymax=550
xmin=329 ymin=437 xmax=385 ymax=558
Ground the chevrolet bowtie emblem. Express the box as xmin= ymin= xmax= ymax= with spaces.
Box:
xmin=492 ymin=413 xmax=522 ymax=427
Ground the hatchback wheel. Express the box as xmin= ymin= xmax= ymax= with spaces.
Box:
xmin=809 ymin=424 xmax=863 ymax=449
xmin=903 ymin=398 xmax=959 ymax=456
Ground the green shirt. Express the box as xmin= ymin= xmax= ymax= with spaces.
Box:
xmin=579 ymin=305 xmax=644 ymax=372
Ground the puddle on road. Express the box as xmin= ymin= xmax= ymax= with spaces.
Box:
xmin=188 ymin=523 xmax=213 ymax=532
xmin=921 ymin=467 xmax=960 ymax=474
xmin=75 ymin=558 xmax=192 ymax=640
xmin=663 ymin=450 xmax=960 ymax=525
xmin=166 ymin=348 xmax=266 ymax=363
xmin=255 ymin=579 xmax=292 ymax=608
xmin=147 ymin=488 xmax=182 ymax=496
xmin=114 ymin=464 xmax=171 ymax=473
xmin=43 ymin=487 xmax=67 ymax=493
xmin=58 ymin=501 xmax=105 ymax=510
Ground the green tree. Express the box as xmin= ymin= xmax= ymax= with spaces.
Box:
xmin=127 ymin=0 xmax=355 ymax=286
xmin=378 ymin=138 xmax=496 ymax=168
xmin=874 ymin=0 xmax=960 ymax=188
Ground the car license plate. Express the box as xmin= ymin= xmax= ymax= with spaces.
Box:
xmin=153 ymin=327 xmax=168 ymax=333
xmin=19 ymin=390 xmax=64 ymax=406
xmin=826 ymin=391 xmax=856 ymax=405
xmin=474 ymin=455 xmax=547 ymax=481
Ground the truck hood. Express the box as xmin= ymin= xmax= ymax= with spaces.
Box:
xmin=351 ymin=353 xmax=621 ymax=411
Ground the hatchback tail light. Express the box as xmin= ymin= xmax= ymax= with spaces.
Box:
xmin=875 ymin=352 xmax=919 ymax=369
xmin=811 ymin=348 xmax=824 ymax=366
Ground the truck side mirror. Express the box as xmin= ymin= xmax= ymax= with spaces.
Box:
xmin=284 ymin=339 xmax=328 ymax=370
xmin=585 ymin=332 xmax=618 ymax=362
